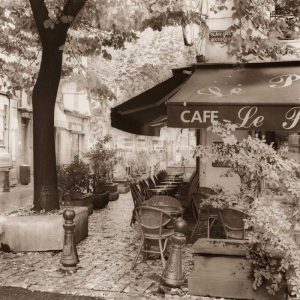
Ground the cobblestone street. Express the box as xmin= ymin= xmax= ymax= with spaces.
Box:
xmin=0 ymin=192 xmax=216 ymax=300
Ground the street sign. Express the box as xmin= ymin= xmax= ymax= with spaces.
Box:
xmin=209 ymin=30 xmax=232 ymax=43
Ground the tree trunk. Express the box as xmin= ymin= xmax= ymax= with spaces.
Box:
xmin=28 ymin=0 xmax=87 ymax=211
xmin=32 ymin=46 xmax=63 ymax=211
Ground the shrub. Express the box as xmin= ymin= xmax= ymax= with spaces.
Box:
xmin=195 ymin=121 xmax=300 ymax=296
xmin=85 ymin=135 xmax=117 ymax=187
xmin=57 ymin=155 xmax=90 ymax=196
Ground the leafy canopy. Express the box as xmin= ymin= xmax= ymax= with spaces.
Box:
xmin=0 ymin=0 xmax=203 ymax=94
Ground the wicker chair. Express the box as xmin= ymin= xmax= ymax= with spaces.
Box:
xmin=130 ymin=183 xmax=145 ymax=226
xmin=191 ymin=187 xmax=219 ymax=239
xmin=218 ymin=208 xmax=247 ymax=240
xmin=132 ymin=206 xmax=174 ymax=269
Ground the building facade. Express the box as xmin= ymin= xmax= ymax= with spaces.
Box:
xmin=55 ymin=81 xmax=91 ymax=165
xmin=0 ymin=79 xmax=91 ymax=187
xmin=195 ymin=0 xmax=300 ymax=188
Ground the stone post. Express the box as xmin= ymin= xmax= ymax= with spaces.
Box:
xmin=160 ymin=217 xmax=188 ymax=293
xmin=60 ymin=209 xmax=79 ymax=271
xmin=3 ymin=169 xmax=10 ymax=192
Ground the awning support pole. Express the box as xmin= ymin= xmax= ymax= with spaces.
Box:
xmin=196 ymin=129 xmax=201 ymax=174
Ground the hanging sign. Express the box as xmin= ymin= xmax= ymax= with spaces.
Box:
xmin=209 ymin=30 xmax=232 ymax=43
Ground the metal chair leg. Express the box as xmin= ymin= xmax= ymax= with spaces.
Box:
xmin=191 ymin=217 xmax=202 ymax=239
xmin=158 ymin=238 xmax=166 ymax=267
xmin=132 ymin=239 xmax=144 ymax=269
xmin=208 ymin=217 xmax=218 ymax=238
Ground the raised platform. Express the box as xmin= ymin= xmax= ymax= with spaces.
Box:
xmin=0 ymin=206 xmax=88 ymax=252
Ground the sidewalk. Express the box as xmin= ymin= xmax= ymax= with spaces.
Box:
xmin=0 ymin=192 xmax=216 ymax=300
xmin=0 ymin=183 xmax=33 ymax=214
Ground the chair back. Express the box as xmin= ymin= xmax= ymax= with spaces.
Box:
xmin=130 ymin=183 xmax=144 ymax=207
xmin=139 ymin=180 xmax=152 ymax=199
xmin=134 ymin=206 xmax=173 ymax=236
xmin=146 ymin=177 xmax=155 ymax=189
xmin=219 ymin=208 xmax=247 ymax=240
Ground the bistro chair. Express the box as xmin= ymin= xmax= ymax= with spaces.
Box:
xmin=130 ymin=183 xmax=145 ymax=226
xmin=191 ymin=187 xmax=219 ymax=239
xmin=218 ymin=208 xmax=248 ymax=240
xmin=139 ymin=180 xmax=152 ymax=200
xmin=132 ymin=206 xmax=174 ymax=269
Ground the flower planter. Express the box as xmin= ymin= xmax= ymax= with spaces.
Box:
xmin=188 ymin=239 xmax=286 ymax=300
xmin=114 ymin=179 xmax=130 ymax=194
xmin=91 ymin=191 xmax=109 ymax=209
xmin=70 ymin=193 xmax=94 ymax=215
xmin=0 ymin=207 xmax=88 ymax=252
xmin=105 ymin=183 xmax=119 ymax=201
xmin=109 ymin=191 xmax=119 ymax=201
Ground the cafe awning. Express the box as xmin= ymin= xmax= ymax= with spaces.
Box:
xmin=110 ymin=68 xmax=192 ymax=136
xmin=111 ymin=61 xmax=300 ymax=135
xmin=168 ymin=61 xmax=300 ymax=132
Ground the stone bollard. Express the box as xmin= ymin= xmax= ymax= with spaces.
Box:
xmin=60 ymin=209 xmax=79 ymax=272
xmin=160 ymin=217 xmax=188 ymax=293
xmin=3 ymin=169 xmax=10 ymax=192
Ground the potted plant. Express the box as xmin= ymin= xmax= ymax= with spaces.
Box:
xmin=85 ymin=135 xmax=119 ymax=205
xmin=57 ymin=155 xmax=90 ymax=200
xmin=57 ymin=155 xmax=93 ymax=214
xmin=189 ymin=121 xmax=300 ymax=299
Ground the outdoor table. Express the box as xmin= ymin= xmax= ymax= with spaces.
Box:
xmin=160 ymin=181 xmax=180 ymax=185
xmin=154 ymin=184 xmax=176 ymax=188
xmin=148 ymin=188 xmax=173 ymax=196
xmin=143 ymin=196 xmax=184 ymax=218
xmin=168 ymin=172 xmax=184 ymax=176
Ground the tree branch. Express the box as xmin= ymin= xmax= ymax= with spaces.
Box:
xmin=28 ymin=0 xmax=49 ymax=42
xmin=62 ymin=0 xmax=87 ymax=25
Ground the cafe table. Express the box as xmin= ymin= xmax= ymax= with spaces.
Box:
xmin=142 ymin=196 xmax=184 ymax=218
xmin=148 ymin=187 xmax=174 ymax=196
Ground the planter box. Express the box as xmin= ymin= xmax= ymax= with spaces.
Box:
xmin=188 ymin=239 xmax=286 ymax=300
xmin=105 ymin=183 xmax=118 ymax=193
xmin=0 ymin=206 xmax=88 ymax=252
xmin=109 ymin=191 xmax=119 ymax=201
xmin=91 ymin=191 xmax=109 ymax=209
xmin=117 ymin=185 xmax=130 ymax=194
xmin=70 ymin=193 xmax=93 ymax=215
xmin=114 ymin=180 xmax=130 ymax=194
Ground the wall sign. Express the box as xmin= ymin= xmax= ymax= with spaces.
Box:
xmin=209 ymin=30 xmax=232 ymax=43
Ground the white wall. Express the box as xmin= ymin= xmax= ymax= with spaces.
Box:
xmin=200 ymin=129 xmax=248 ymax=191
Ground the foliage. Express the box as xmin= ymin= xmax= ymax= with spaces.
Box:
xmin=117 ymin=149 xmax=163 ymax=179
xmin=195 ymin=121 xmax=300 ymax=296
xmin=85 ymin=135 xmax=117 ymax=185
xmin=0 ymin=0 xmax=202 ymax=94
xmin=57 ymin=155 xmax=90 ymax=195
xmin=211 ymin=0 xmax=300 ymax=61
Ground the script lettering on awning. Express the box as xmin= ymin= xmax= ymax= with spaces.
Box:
xmin=179 ymin=106 xmax=300 ymax=130
xmin=269 ymin=74 xmax=300 ymax=88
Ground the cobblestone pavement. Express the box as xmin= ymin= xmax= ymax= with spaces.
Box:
xmin=0 ymin=192 xmax=219 ymax=300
